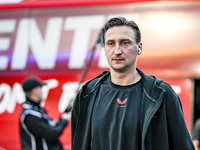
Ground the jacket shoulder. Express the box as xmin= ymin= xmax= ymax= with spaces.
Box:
xmin=78 ymin=71 xmax=110 ymax=98
xmin=158 ymin=80 xmax=178 ymax=98
xmin=138 ymin=68 xmax=178 ymax=100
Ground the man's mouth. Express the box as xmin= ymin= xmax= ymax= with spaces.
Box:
xmin=113 ymin=58 xmax=124 ymax=61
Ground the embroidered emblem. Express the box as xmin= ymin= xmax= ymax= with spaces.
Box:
xmin=117 ymin=98 xmax=127 ymax=107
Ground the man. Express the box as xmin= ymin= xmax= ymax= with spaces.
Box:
xmin=192 ymin=119 xmax=200 ymax=150
xmin=71 ymin=16 xmax=194 ymax=150
xmin=20 ymin=76 xmax=72 ymax=150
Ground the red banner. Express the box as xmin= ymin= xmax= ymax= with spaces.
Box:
xmin=0 ymin=1 xmax=200 ymax=149
xmin=0 ymin=0 xmax=186 ymax=9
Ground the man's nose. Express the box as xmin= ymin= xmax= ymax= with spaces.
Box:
xmin=114 ymin=44 xmax=122 ymax=54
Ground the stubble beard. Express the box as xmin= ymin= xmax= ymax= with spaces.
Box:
xmin=110 ymin=63 xmax=129 ymax=73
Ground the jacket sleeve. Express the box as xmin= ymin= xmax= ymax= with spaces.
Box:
xmin=25 ymin=114 xmax=68 ymax=142
xmin=165 ymin=84 xmax=195 ymax=150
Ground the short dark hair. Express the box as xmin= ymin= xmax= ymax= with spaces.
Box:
xmin=103 ymin=16 xmax=141 ymax=44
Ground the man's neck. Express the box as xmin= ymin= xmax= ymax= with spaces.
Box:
xmin=110 ymin=69 xmax=141 ymax=86
xmin=26 ymin=97 xmax=40 ymax=107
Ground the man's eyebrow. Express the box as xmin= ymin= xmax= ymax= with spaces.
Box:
xmin=120 ymin=38 xmax=132 ymax=41
xmin=106 ymin=40 xmax=114 ymax=43
xmin=106 ymin=39 xmax=131 ymax=41
xmin=105 ymin=38 xmax=132 ymax=44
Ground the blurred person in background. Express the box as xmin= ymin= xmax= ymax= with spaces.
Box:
xmin=193 ymin=118 xmax=200 ymax=150
xmin=20 ymin=76 xmax=72 ymax=150
xmin=71 ymin=16 xmax=194 ymax=150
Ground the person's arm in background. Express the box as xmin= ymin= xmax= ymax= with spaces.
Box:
xmin=24 ymin=101 xmax=73 ymax=142
xmin=24 ymin=113 xmax=69 ymax=142
xmin=193 ymin=119 xmax=200 ymax=150
xmin=193 ymin=140 xmax=200 ymax=150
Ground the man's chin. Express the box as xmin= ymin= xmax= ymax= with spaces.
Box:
xmin=111 ymin=66 xmax=126 ymax=73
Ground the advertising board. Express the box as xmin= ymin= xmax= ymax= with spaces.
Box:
xmin=0 ymin=1 xmax=200 ymax=149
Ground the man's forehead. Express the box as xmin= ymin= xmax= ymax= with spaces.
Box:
xmin=105 ymin=26 xmax=135 ymax=41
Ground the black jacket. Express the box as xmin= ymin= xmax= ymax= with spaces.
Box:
xmin=20 ymin=98 xmax=68 ymax=150
xmin=71 ymin=68 xmax=194 ymax=150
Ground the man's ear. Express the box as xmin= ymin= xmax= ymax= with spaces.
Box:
xmin=137 ymin=43 xmax=142 ymax=55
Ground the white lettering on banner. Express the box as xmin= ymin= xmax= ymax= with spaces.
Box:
xmin=0 ymin=19 xmax=16 ymax=70
xmin=58 ymin=82 xmax=79 ymax=113
xmin=0 ymin=79 xmax=60 ymax=114
xmin=0 ymin=83 xmax=25 ymax=113
xmin=98 ymin=47 xmax=109 ymax=68
xmin=42 ymin=79 xmax=59 ymax=100
xmin=172 ymin=85 xmax=182 ymax=94
xmin=0 ymin=83 xmax=12 ymax=114
xmin=11 ymin=17 xmax=63 ymax=69
xmin=7 ymin=83 xmax=25 ymax=113
xmin=0 ymin=0 xmax=24 ymax=4
xmin=64 ymin=15 xmax=105 ymax=68
xmin=0 ymin=13 xmax=140 ymax=70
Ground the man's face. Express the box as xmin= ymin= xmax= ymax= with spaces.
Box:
xmin=103 ymin=26 xmax=142 ymax=73
xmin=32 ymin=86 xmax=43 ymax=103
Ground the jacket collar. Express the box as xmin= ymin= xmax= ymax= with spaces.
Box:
xmin=25 ymin=97 xmax=41 ymax=108
xmin=82 ymin=68 xmax=165 ymax=101
xmin=137 ymin=68 xmax=166 ymax=101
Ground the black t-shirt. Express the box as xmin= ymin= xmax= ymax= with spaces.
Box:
xmin=91 ymin=76 xmax=143 ymax=150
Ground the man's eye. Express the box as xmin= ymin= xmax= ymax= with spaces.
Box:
xmin=123 ymin=41 xmax=128 ymax=45
xmin=108 ymin=42 xmax=113 ymax=45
